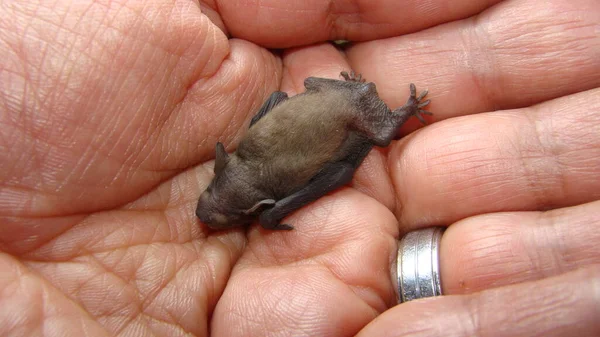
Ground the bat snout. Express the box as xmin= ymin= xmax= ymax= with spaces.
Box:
xmin=195 ymin=192 xmax=215 ymax=223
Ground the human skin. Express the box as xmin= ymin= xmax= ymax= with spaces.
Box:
xmin=0 ymin=0 xmax=599 ymax=336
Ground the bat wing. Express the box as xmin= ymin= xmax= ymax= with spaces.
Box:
xmin=249 ymin=91 xmax=289 ymax=128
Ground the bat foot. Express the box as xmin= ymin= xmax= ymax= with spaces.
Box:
xmin=406 ymin=83 xmax=432 ymax=125
xmin=340 ymin=71 xmax=365 ymax=83
xmin=259 ymin=210 xmax=295 ymax=230
xmin=274 ymin=223 xmax=294 ymax=230
xmin=261 ymin=222 xmax=294 ymax=231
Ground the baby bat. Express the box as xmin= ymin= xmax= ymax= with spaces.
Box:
xmin=196 ymin=71 xmax=431 ymax=230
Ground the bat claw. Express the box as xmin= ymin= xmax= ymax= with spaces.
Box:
xmin=409 ymin=83 xmax=417 ymax=96
xmin=271 ymin=223 xmax=294 ymax=230
xmin=418 ymin=99 xmax=431 ymax=108
xmin=341 ymin=71 xmax=366 ymax=83
xmin=415 ymin=112 xmax=427 ymax=125
xmin=406 ymin=84 xmax=432 ymax=125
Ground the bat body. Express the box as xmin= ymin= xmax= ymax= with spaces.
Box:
xmin=196 ymin=72 xmax=431 ymax=230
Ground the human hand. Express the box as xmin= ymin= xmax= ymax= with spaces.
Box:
xmin=1 ymin=1 xmax=599 ymax=337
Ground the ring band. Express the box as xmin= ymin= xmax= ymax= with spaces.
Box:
xmin=396 ymin=227 xmax=444 ymax=303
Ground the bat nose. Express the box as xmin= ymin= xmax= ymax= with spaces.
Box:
xmin=195 ymin=206 xmax=210 ymax=223
xmin=195 ymin=198 xmax=212 ymax=224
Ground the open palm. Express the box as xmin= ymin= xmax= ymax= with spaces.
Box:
xmin=1 ymin=1 xmax=599 ymax=336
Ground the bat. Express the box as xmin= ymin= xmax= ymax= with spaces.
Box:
xmin=196 ymin=71 xmax=431 ymax=230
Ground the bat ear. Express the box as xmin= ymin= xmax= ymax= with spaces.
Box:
xmin=214 ymin=142 xmax=229 ymax=175
xmin=243 ymin=199 xmax=276 ymax=215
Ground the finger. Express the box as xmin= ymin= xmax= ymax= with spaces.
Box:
xmin=440 ymin=200 xmax=600 ymax=294
xmin=211 ymin=189 xmax=399 ymax=336
xmin=215 ymin=0 xmax=502 ymax=48
xmin=357 ymin=266 xmax=600 ymax=337
xmin=281 ymin=43 xmax=352 ymax=94
xmin=390 ymin=88 xmax=600 ymax=227
xmin=346 ymin=0 xmax=600 ymax=121
xmin=0 ymin=1 xmax=281 ymax=219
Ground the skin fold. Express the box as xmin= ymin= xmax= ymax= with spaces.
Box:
xmin=0 ymin=0 xmax=599 ymax=336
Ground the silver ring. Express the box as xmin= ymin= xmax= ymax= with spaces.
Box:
xmin=395 ymin=227 xmax=444 ymax=303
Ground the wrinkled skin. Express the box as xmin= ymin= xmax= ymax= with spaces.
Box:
xmin=1 ymin=1 xmax=600 ymax=337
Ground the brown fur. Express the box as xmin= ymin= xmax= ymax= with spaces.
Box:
xmin=196 ymin=72 xmax=431 ymax=230
xmin=238 ymin=90 xmax=356 ymax=197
